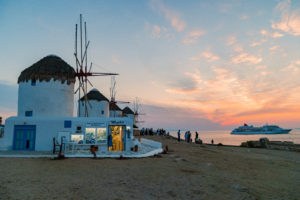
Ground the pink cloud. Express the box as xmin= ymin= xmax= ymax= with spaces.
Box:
xmin=272 ymin=32 xmax=284 ymax=38
xmin=233 ymin=45 xmax=243 ymax=52
xmin=151 ymin=24 xmax=172 ymax=39
xmin=150 ymin=0 xmax=185 ymax=32
xmin=281 ymin=60 xmax=300 ymax=72
xmin=250 ymin=39 xmax=267 ymax=47
xmin=260 ymin=29 xmax=268 ymax=36
xmin=226 ymin=35 xmax=237 ymax=46
xmin=260 ymin=29 xmax=284 ymax=38
xmin=165 ymin=88 xmax=199 ymax=94
xmin=191 ymin=50 xmax=220 ymax=62
xmin=231 ymin=53 xmax=262 ymax=64
xmin=183 ymin=30 xmax=205 ymax=44
xmin=152 ymin=25 xmax=161 ymax=38
xmin=269 ymin=45 xmax=281 ymax=51
xmin=272 ymin=0 xmax=300 ymax=36
xmin=241 ymin=14 xmax=248 ymax=20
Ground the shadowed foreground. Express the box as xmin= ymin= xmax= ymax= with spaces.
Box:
xmin=0 ymin=136 xmax=299 ymax=200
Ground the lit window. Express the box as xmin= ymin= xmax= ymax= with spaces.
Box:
xmin=71 ymin=134 xmax=84 ymax=144
xmin=25 ymin=111 xmax=33 ymax=117
xmin=85 ymin=128 xmax=96 ymax=144
xmin=64 ymin=120 xmax=72 ymax=128
xmin=96 ymin=128 xmax=107 ymax=143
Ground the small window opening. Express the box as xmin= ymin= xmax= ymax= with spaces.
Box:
xmin=101 ymin=110 xmax=104 ymax=115
xmin=64 ymin=120 xmax=72 ymax=128
xmin=31 ymin=79 xmax=36 ymax=86
xmin=77 ymin=126 xmax=82 ymax=131
xmin=25 ymin=111 xmax=33 ymax=117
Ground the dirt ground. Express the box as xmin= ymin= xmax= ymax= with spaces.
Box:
xmin=0 ymin=135 xmax=299 ymax=200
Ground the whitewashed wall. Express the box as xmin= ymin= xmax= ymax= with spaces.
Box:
xmin=18 ymin=79 xmax=74 ymax=117
xmin=78 ymin=100 xmax=109 ymax=117
xmin=126 ymin=113 xmax=135 ymax=123
xmin=1 ymin=116 xmax=133 ymax=151
xmin=109 ymin=110 xmax=123 ymax=118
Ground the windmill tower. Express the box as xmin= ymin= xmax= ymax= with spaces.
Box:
xmin=74 ymin=14 xmax=118 ymax=117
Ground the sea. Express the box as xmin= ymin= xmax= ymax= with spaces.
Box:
xmin=169 ymin=129 xmax=300 ymax=146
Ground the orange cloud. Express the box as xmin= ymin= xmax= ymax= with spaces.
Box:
xmin=269 ymin=45 xmax=281 ymax=51
xmin=183 ymin=30 xmax=206 ymax=44
xmin=151 ymin=25 xmax=171 ymax=38
xmin=191 ymin=50 xmax=220 ymax=62
xmin=250 ymin=39 xmax=267 ymax=47
xmin=150 ymin=0 xmax=185 ymax=32
xmin=272 ymin=0 xmax=300 ymax=36
xmin=241 ymin=14 xmax=248 ymax=20
xmin=231 ymin=53 xmax=262 ymax=64
xmin=226 ymin=35 xmax=237 ymax=46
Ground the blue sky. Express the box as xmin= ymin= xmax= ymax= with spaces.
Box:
xmin=1 ymin=0 xmax=300 ymax=129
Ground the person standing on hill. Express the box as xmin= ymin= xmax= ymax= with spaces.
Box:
xmin=177 ymin=130 xmax=181 ymax=142
xmin=188 ymin=131 xmax=191 ymax=143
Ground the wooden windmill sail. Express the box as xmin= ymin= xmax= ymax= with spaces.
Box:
xmin=133 ymin=97 xmax=145 ymax=127
xmin=109 ymin=76 xmax=129 ymax=117
xmin=74 ymin=14 xmax=118 ymax=117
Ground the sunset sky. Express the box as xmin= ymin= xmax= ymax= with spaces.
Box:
xmin=0 ymin=0 xmax=300 ymax=130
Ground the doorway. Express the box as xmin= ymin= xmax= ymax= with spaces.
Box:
xmin=108 ymin=126 xmax=124 ymax=151
xmin=13 ymin=125 xmax=36 ymax=151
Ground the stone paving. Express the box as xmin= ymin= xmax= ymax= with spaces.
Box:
xmin=0 ymin=142 xmax=162 ymax=158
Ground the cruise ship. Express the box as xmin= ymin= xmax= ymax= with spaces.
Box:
xmin=231 ymin=124 xmax=292 ymax=135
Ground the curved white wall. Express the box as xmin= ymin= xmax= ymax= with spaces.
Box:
xmin=78 ymin=100 xmax=109 ymax=117
xmin=109 ymin=110 xmax=123 ymax=118
xmin=18 ymin=79 xmax=74 ymax=117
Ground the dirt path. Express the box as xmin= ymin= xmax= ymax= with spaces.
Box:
xmin=0 ymin=135 xmax=299 ymax=200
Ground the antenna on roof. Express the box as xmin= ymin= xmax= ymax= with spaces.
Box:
xmin=74 ymin=14 xmax=118 ymax=117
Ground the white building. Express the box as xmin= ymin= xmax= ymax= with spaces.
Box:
xmin=1 ymin=117 xmax=133 ymax=151
xmin=109 ymin=102 xmax=123 ymax=117
xmin=123 ymin=106 xmax=135 ymax=121
xmin=0 ymin=55 xmax=134 ymax=152
xmin=78 ymin=88 xmax=109 ymax=118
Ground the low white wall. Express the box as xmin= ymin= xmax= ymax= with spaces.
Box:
xmin=140 ymin=138 xmax=162 ymax=149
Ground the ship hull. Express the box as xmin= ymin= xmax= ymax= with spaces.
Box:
xmin=231 ymin=129 xmax=292 ymax=135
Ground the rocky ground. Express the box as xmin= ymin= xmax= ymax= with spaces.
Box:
xmin=0 ymin=135 xmax=299 ymax=200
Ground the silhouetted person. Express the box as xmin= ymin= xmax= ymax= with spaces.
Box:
xmin=211 ymin=139 xmax=214 ymax=145
xmin=177 ymin=130 xmax=181 ymax=142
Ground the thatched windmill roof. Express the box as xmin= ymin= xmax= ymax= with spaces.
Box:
xmin=123 ymin=106 xmax=134 ymax=115
xmin=80 ymin=88 xmax=109 ymax=102
xmin=18 ymin=55 xmax=76 ymax=85
xmin=109 ymin=102 xmax=122 ymax=111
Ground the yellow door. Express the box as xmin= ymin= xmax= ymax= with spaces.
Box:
xmin=109 ymin=126 xmax=124 ymax=151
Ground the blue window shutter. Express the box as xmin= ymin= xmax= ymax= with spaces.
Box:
xmin=64 ymin=120 xmax=72 ymax=128
xmin=25 ymin=111 xmax=33 ymax=117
